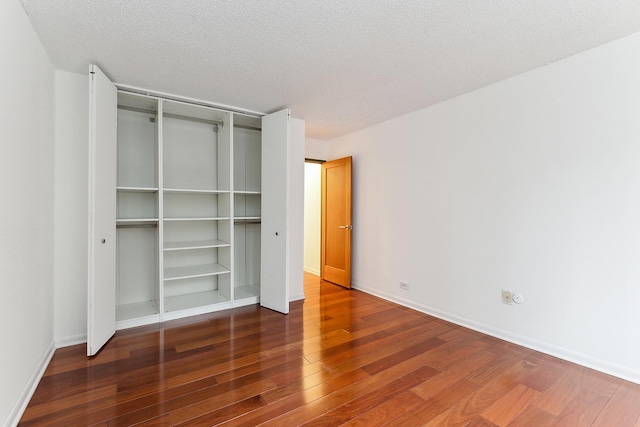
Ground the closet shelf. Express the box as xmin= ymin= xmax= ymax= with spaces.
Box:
xmin=116 ymin=218 xmax=159 ymax=227
xmin=233 ymin=190 xmax=261 ymax=195
xmin=164 ymin=188 xmax=230 ymax=194
xmin=163 ymin=217 xmax=231 ymax=222
xmin=164 ymin=239 xmax=230 ymax=251
xmin=117 ymin=186 xmax=159 ymax=193
xmin=234 ymin=216 xmax=261 ymax=222
xmin=116 ymin=300 xmax=159 ymax=321
xmin=234 ymin=284 xmax=260 ymax=300
xmin=164 ymin=263 xmax=230 ymax=281
xmin=164 ymin=290 xmax=230 ymax=313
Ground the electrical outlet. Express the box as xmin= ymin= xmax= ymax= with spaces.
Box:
xmin=501 ymin=290 xmax=513 ymax=304
xmin=399 ymin=281 xmax=409 ymax=291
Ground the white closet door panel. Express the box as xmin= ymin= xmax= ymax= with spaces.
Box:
xmin=260 ymin=109 xmax=290 ymax=314
xmin=88 ymin=65 xmax=117 ymax=356
xmin=288 ymin=118 xmax=305 ymax=300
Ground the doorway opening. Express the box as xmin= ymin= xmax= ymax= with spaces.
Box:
xmin=303 ymin=159 xmax=323 ymax=276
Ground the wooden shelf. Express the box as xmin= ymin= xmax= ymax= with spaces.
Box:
xmin=164 ymin=239 xmax=230 ymax=251
xmin=164 ymin=263 xmax=230 ymax=281
xmin=164 ymin=290 xmax=230 ymax=312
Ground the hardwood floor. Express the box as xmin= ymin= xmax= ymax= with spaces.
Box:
xmin=21 ymin=272 xmax=640 ymax=426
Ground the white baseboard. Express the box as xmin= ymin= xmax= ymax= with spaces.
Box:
xmin=352 ymin=281 xmax=640 ymax=385
xmin=304 ymin=267 xmax=320 ymax=276
xmin=55 ymin=333 xmax=87 ymax=348
xmin=5 ymin=341 xmax=55 ymax=427
xmin=290 ymin=293 xmax=306 ymax=302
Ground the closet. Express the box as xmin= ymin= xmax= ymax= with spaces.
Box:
xmin=88 ymin=65 xmax=303 ymax=356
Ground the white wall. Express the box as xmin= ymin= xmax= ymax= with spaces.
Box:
xmin=54 ymin=71 xmax=89 ymax=346
xmin=304 ymin=163 xmax=321 ymax=275
xmin=305 ymin=137 xmax=328 ymax=161
xmin=0 ymin=1 xmax=56 ymax=425
xmin=328 ymin=32 xmax=640 ymax=383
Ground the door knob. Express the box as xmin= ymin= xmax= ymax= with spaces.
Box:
xmin=338 ymin=225 xmax=352 ymax=230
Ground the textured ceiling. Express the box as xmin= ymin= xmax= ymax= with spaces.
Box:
xmin=19 ymin=0 xmax=640 ymax=139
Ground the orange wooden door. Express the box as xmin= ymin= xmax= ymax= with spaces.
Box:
xmin=321 ymin=157 xmax=352 ymax=288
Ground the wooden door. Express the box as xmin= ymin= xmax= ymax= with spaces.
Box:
xmin=87 ymin=65 xmax=117 ymax=356
xmin=260 ymin=109 xmax=290 ymax=313
xmin=321 ymin=157 xmax=352 ymax=288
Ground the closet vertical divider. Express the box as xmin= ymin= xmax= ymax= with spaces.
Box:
xmin=228 ymin=113 xmax=235 ymax=303
xmin=157 ymin=98 xmax=165 ymax=318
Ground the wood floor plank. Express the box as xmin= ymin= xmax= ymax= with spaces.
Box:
xmin=507 ymin=406 xmax=556 ymax=426
xmin=360 ymin=337 xmax=445 ymax=376
xmin=530 ymin=364 xmax=586 ymax=416
xmin=592 ymin=381 xmax=640 ymax=426
xmin=167 ymin=379 xmax=275 ymax=425
xmin=227 ymin=386 xmax=330 ymax=426
xmin=259 ymin=346 xmax=445 ymax=425
xmin=520 ymin=354 xmax=573 ymax=393
xmin=551 ymin=368 xmax=621 ymax=427
xmin=480 ymin=383 xmax=541 ymax=425
xmin=173 ymin=395 xmax=268 ymax=427
xmin=390 ymin=379 xmax=481 ymax=426
xmin=20 ymin=272 xmax=640 ymax=426
xmin=410 ymin=350 xmax=498 ymax=401
xmin=466 ymin=415 xmax=500 ymax=427
xmin=131 ymin=414 xmax=173 ymax=427
xmin=425 ymin=359 xmax=541 ymax=426
xmin=300 ymin=365 xmax=438 ymax=426
xmin=341 ymin=390 xmax=425 ymax=427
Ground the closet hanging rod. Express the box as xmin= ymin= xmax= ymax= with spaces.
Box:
xmin=117 ymin=105 xmax=224 ymax=127
xmin=234 ymin=124 xmax=262 ymax=132
xmin=234 ymin=220 xmax=261 ymax=225
xmin=116 ymin=83 xmax=265 ymax=118
xmin=118 ymin=105 xmax=156 ymax=115
xmin=165 ymin=112 xmax=224 ymax=127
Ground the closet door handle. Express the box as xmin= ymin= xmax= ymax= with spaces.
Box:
xmin=338 ymin=225 xmax=352 ymax=230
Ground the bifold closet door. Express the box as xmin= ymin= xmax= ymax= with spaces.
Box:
xmin=260 ymin=109 xmax=290 ymax=314
xmin=87 ymin=65 xmax=117 ymax=356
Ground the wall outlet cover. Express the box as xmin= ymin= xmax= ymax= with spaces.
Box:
xmin=502 ymin=290 xmax=513 ymax=304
